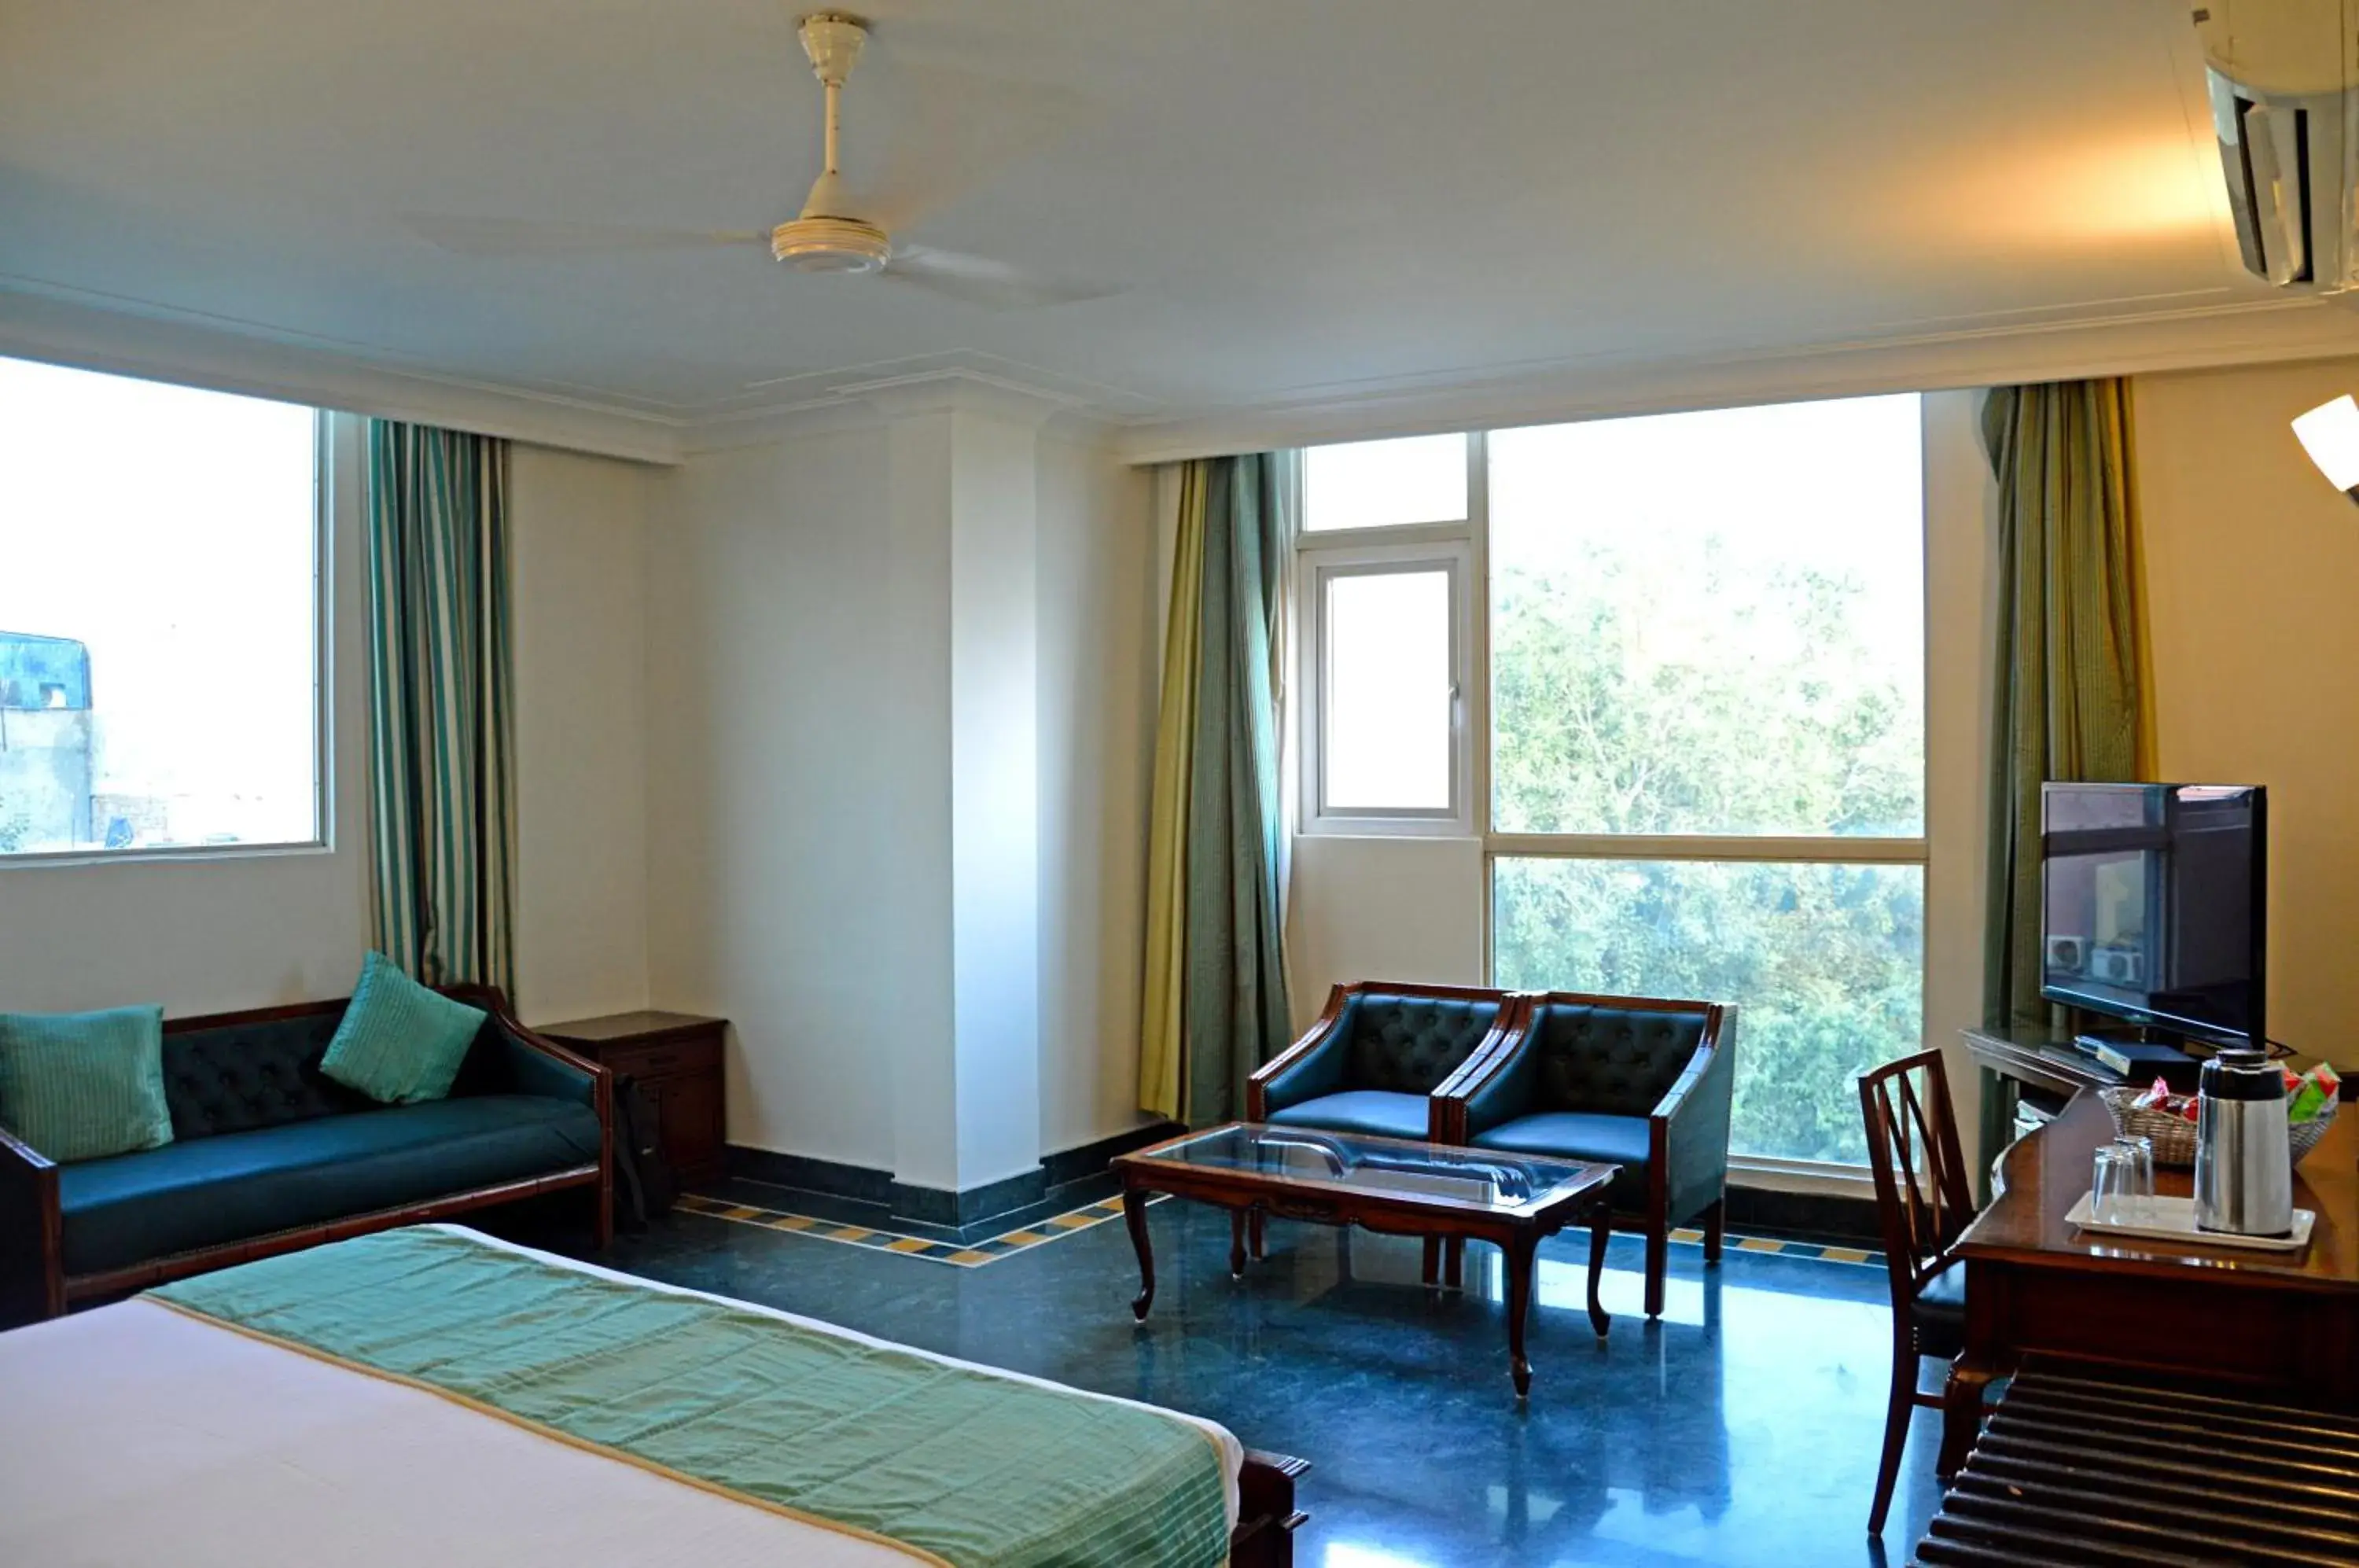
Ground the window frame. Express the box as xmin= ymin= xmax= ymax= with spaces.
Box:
xmin=0 ymin=406 xmax=333 ymax=868
xmin=1295 ymin=431 xmax=1483 ymax=837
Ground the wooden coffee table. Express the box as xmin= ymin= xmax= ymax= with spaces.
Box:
xmin=1114 ymin=1122 xmax=1617 ymax=1397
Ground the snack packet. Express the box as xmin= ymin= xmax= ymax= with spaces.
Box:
xmin=2135 ymin=1076 xmax=2173 ymax=1112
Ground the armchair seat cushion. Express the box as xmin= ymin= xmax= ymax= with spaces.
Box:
xmin=57 ymin=1094 xmax=602 ymax=1277
xmin=1265 ymin=1089 xmax=1431 ymax=1142
xmin=1470 ymin=1110 xmax=1651 ymax=1208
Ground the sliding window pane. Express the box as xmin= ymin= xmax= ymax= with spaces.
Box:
xmin=1323 ymin=568 xmax=1452 ymax=812
xmin=1489 ymin=396 xmax=1924 ymax=836
xmin=0 ymin=357 xmax=319 ymax=856
xmin=1305 ymin=434 xmax=1467 ymax=532
xmin=1492 ymin=856 xmax=1924 ymax=1164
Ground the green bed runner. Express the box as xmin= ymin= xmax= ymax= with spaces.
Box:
xmin=149 ymin=1228 xmax=1229 ymax=1568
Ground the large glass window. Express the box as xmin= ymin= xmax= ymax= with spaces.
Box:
xmin=1304 ymin=433 xmax=1467 ymax=533
xmin=1486 ymin=395 xmax=1926 ymax=1165
xmin=0 ymin=356 xmax=323 ymax=859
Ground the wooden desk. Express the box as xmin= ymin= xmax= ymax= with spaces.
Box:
xmin=1946 ymin=1090 xmax=2359 ymax=1470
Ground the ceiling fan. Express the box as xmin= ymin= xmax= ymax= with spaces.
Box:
xmin=401 ymin=12 xmax=1108 ymax=311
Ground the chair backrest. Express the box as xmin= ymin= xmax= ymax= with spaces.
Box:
xmin=1857 ymin=1048 xmax=1975 ymax=1308
xmin=1342 ymin=987 xmax=1507 ymax=1095
xmin=1524 ymin=995 xmax=1713 ymax=1117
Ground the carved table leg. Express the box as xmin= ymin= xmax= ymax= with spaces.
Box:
xmin=1585 ymin=1202 xmax=1613 ymax=1339
xmin=1230 ymin=1209 xmax=1249 ymax=1278
xmin=1505 ymin=1230 xmax=1541 ymax=1398
xmin=1124 ymin=1187 xmax=1157 ymax=1321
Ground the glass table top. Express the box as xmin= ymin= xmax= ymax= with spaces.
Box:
xmin=1124 ymin=1123 xmax=1611 ymax=1213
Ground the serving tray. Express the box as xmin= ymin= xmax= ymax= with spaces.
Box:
xmin=2065 ymin=1192 xmax=2314 ymax=1253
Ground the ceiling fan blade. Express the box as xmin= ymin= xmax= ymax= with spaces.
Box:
xmin=885 ymin=245 xmax=1117 ymax=311
xmin=399 ymin=213 xmax=766 ymax=257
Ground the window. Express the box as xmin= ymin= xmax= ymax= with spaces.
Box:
xmin=1297 ymin=434 xmax=1474 ymax=831
xmin=1304 ymin=433 xmax=1467 ymax=533
xmin=0 ymin=356 xmax=325 ymax=859
xmin=1486 ymin=396 xmax=1925 ymax=1166
xmin=1296 ymin=394 xmax=1929 ymax=1169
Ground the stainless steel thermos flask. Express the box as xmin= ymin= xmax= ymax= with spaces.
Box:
xmin=2194 ymin=1047 xmax=2294 ymax=1237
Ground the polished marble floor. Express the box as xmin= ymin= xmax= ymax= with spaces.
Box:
xmin=599 ymin=1195 xmax=1945 ymax=1567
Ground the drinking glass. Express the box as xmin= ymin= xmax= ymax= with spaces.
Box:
xmin=2108 ymin=1135 xmax=2155 ymax=1225
xmin=2091 ymin=1145 xmax=2134 ymax=1228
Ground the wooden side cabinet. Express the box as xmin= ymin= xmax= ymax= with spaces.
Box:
xmin=538 ymin=1011 xmax=727 ymax=1189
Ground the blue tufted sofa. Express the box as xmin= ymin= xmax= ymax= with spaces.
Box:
xmin=1435 ymin=991 xmax=1735 ymax=1320
xmin=0 ymin=985 xmax=611 ymax=1326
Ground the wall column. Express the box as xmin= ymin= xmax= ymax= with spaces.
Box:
xmin=872 ymin=377 xmax=1061 ymax=1216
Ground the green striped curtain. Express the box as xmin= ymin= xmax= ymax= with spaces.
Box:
xmin=1139 ymin=453 xmax=1297 ymax=1124
xmin=364 ymin=420 xmax=517 ymax=998
xmin=1978 ymin=380 xmax=2150 ymax=1185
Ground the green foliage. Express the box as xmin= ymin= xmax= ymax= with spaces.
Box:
xmin=1489 ymin=541 xmax=1924 ymax=1165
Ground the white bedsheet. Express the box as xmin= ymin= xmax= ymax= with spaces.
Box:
xmin=0 ymin=1225 xmax=1243 ymax=1567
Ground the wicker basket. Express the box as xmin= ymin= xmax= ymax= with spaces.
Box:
xmin=2098 ymin=1087 xmax=2336 ymax=1169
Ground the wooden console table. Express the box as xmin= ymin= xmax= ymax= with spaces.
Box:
xmin=1942 ymin=1088 xmax=2359 ymax=1473
xmin=538 ymin=1011 xmax=727 ymax=1188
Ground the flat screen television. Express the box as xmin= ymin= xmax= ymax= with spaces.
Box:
xmin=2040 ymin=782 xmax=2266 ymax=1051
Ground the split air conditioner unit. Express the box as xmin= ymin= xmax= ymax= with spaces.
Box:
xmin=2196 ymin=0 xmax=2359 ymax=293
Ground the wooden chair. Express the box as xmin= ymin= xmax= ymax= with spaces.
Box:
xmin=1857 ymin=1047 xmax=1985 ymax=1538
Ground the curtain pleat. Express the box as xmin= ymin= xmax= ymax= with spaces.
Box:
xmin=365 ymin=419 xmax=517 ymax=999
xmin=1977 ymin=379 xmax=2149 ymax=1187
xmin=1140 ymin=453 xmax=1297 ymax=1124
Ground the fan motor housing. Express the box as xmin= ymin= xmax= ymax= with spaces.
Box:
xmin=771 ymin=215 xmax=890 ymax=274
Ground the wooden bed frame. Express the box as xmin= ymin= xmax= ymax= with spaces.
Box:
xmin=1231 ymin=1451 xmax=1311 ymax=1566
xmin=0 ymin=988 xmax=613 ymax=1322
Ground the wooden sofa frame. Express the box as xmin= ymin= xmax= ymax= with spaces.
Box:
xmin=0 ymin=986 xmax=613 ymax=1323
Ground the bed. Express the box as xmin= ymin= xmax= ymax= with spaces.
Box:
xmin=0 ymin=1224 xmax=1305 ymax=1567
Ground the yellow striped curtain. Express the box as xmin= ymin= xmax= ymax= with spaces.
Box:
xmin=1978 ymin=379 xmax=2151 ymax=1176
xmin=1139 ymin=455 xmax=1295 ymax=1124
xmin=364 ymin=420 xmax=517 ymax=999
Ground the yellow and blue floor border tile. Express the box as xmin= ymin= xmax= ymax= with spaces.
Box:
xmin=675 ymin=1190 xmax=1883 ymax=1272
xmin=674 ymin=1191 xmax=1163 ymax=1268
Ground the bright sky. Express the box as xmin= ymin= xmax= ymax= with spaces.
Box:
xmin=1489 ymin=394 xmax=1926 ymax=676
xmin=0 ymin=355 xmax=318 ymax=844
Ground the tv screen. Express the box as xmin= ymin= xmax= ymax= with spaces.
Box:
xmin=2040 ymin=782 xmax=2265 ymax=1050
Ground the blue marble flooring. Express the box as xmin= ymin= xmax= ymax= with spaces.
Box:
xmin=598 ymin=1195 xmax=1945 ymax=1566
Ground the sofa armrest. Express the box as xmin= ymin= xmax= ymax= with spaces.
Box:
xmin=1432 ymin=998 xmax=1540 ymax=1143
xmin=1246 ymin=988 xmax=1357 ymax=1121
xmin=1651 ymin=1005 xmax=1737 ymax=1222
xmin=439 ymin=985 xmax=615 ymax=1249
xmin=0 ymin=1120 xmax=61 ymax=1327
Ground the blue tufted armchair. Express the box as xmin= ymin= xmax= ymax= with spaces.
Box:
xmin=1247 ymin=981 xmax=1520 ymax=1141
xmin=1434 ymin=992 xmax=1735 ymax=1320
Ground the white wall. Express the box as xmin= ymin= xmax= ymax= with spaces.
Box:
xmin=643 ymin=425 xmax=905 ymax=1172
xmin=1285 ymin=836 xmax=1485 ymax=1027
xmin=0 ymin=421 xmax=654 ymax=1024
xmin=509 ymin=442 xmax=653 ymax=1026
xmin=1037 ymin=435 xmax=1159 ymax=1152
xmin=643 ymin=418 xmax=1161 ymax=1180
xmin=2133 ymin=355 xmax=2359 ymax=1069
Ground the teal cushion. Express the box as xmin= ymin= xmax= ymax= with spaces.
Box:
xmin=1471 ymin=1110 xmax=1652 ymax=1209
xmin=0 ymin=1006 xmax=175 ymax=1163
xmin=319 ymin=954 xmax=486 ymax=1106
xmin=57 ymin=1095 xmax=602 ymax=1276
xmin=1264 ymin=1088 xmax=1433 ymax=1141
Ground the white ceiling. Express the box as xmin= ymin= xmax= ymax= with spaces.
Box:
xmin=5 ymin=0 xmax=2357 ymax=458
